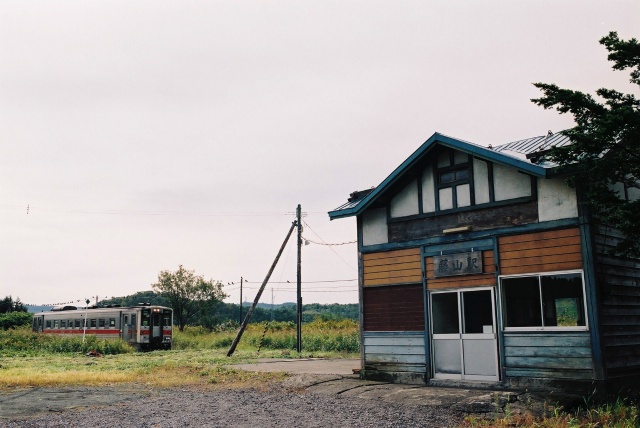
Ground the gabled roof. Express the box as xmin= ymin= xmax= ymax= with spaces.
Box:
xmin=329 ymin=132 xmax=568 ymax=220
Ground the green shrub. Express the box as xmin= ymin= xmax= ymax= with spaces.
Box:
xmin=0 ymin=312 xmax=32 ymax=330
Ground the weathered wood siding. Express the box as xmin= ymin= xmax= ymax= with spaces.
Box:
xmin=504 ymin=332 xmax=594 ymax=380
xmin=363 ymin=331 xmax=426 ymax=373
xmin=363 ymin=248 xmax=422 ymax=286
xmin=388 ymin=200 xmax=538 ymax=242
xmin=499 ymin=228 xmax=583 ymax=275
xmin=426 ymin=251 xmax=496 ymax=290
xmin=593 ymin=224 xmax=640 ymax=377
xmin=363 ymin=283 xmax=424 ymax=331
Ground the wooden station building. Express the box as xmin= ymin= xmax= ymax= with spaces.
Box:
xmin=329 ymin=132 xmax=640 ymax=389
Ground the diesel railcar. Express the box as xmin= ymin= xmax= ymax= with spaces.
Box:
xmin=32 ymin=304 xmax=173 ymax=351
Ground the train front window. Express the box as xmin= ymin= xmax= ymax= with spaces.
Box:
xmin=141 ymin=310 xmax=150 ymax=327
xmin=163 ymin=310 xmax=172 ymax=327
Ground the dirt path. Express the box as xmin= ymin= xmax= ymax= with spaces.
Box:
xmin=0 ymin=385 xmax=464 ymax=427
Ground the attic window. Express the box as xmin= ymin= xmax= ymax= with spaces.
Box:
xmin=436 ymin=149 xmax=471 ymax=210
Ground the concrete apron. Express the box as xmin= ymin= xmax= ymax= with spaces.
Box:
xmin=232 ymin=358 xmax=581 ymax=417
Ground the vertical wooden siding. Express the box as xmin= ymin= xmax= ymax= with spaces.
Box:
xmin=499 ymin=228 xmax=583 ymax=275
xmin=363 ymin=283 xmax=424 ymax=331
xmin=426 ymin=251 xmax=496 ymax=290
xmin=363 ymin=248 xmax=422 ymax=286
xmin=593 ymin=224 xmax=640 ymax=377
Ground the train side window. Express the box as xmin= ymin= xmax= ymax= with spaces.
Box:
xmin=61 ymin=320 xmax=66 ymax=328
xmin=46 ymin=320 xmax=51 ymax=328
xmin=54 ymin=320 xmax=59 ymax=328
xmin=124 ymin=315 xmax=129 ymax=324
xmin=109 ymin=318 xmax=116 ymax=327
xmin=90 ymin=319 xmax=97 ymax=328
xmin=74 ymin=319 xmax=81 ymax=328
xmin=132 ymin=315 xmax=136 ymax=328
xmin=99 ymin=319 xmax=105 ymax=328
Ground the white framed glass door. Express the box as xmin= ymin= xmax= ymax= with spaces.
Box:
xmin=430 ymin=288 xmax=499 ymax=381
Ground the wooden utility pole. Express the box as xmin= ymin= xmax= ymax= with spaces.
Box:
xmin=227 ymin=220 xmax=297 ymax=357
xmin=239 ymin=277 xmax=243 ymax=324
xmin=296 ymin=204 xmax=302 ymax=353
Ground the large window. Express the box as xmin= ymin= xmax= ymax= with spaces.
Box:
xmin=501 ymin=271 xmax=586 ymax=330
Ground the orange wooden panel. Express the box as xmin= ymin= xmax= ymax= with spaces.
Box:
xmin=363 ymin=248 xmax=421 ymax=261
xmin=500 ymin=252 xmax=582 ymax=268
xmin=427 ymin=275 xmax=496 ymax=290
xmin=363 ymin=255 xmax=421 ymax=268
xmin=501 ymin=260 xmax=583 ymax=275
xmin=364 ymin=275 xmax=423 ymax=287
xmin=499 ymin=235 xmax=581 ymax=254
xmin=498 ymin=228 xmax=580 ymax=245
xmin=498 ymin=228 xmax=583 ymax=275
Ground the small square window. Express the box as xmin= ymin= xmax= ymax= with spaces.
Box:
xmin=109 ymin=318 xmax=116 ymax=327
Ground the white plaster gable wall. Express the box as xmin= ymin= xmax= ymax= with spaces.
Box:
xmin=493 ymin=164 xmax=532 ymax=201
xmin=390 ymin=180 xmax=419 ymax=218
xmin=473 ymin=158 xmax=490 ymax=204
xmin=362 ymin=208 xmax=388 ymax=246
xmin=538 ymin=177 xmax=578 ymax=221
xmin=422 ymin=165 xmax=436 ymax=213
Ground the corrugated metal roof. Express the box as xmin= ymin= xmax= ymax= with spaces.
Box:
xmin=492 ymin=132 xmax=572 ymax=157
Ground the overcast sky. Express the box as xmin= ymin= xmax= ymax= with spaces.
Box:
xmin=1 ymin=1 xmax=638 ymax=308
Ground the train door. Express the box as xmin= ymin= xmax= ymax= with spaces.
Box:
xmin=148 ymin=308 xmax=165 ymax=349
xmin=121 ymin=313 xmax=132 ymax=343
xmin=32 ymin=316 xmax=44 ymax=332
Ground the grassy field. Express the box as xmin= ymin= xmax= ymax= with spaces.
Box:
xmin=0 ymin=319 xmax=358 ymax=389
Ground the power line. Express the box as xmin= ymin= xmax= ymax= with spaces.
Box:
xmin=0 ymin=204 xmax=328 ymax=217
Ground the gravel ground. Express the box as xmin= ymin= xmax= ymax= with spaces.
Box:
xmin=0 ymin=387 xmax=464 ymax=428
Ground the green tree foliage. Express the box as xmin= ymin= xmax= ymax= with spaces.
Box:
xmin=152 ymin=265 xmax=227 ymax=331
xmin=532 ymin=31 xmax=640 ymax=257
xmin=0 ymin=296 xmax=27 ymax=313
xmin=0 ymin=311 xmax=32 ymax=330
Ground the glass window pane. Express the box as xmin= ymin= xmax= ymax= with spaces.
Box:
xmin=437 ymin=151 xmax=451 ymax=168
xmin=439 ymin=171 xmax=455 ymax=184
xmin=457 ymin=184 xmax=471 ymax=207
xmin=456 ymin=168 xmax=469 ymax=180
xmin=432 ymin=293 xmax=460 ymax=334
xmin=454 ymin=151 xmax=468 ymax=164
xmin=541 ymin=274 xmax=585 ymax=326
xmin=502 ymin=277 xmax=542 ymax=327
xmin=462 ymin=290 xmax=493 ymax=334
xmin=439 ymin=187 xmax=453 ymax=210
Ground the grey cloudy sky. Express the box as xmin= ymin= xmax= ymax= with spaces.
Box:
xmin=1 ymin=1 xmax=638 ymax=307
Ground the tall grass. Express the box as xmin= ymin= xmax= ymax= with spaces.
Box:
xmin=463 ymin=395 xmax=640 ymax=427
xmin=0 ymin=327 xmax=133 ymax=356
xmin=173 ymin=319 xmax=359 ymax=354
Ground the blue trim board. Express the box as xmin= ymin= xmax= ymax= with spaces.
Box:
xmin=329 ymin=132 xmax=548 ymax=220
xmin=420 ymin=246 xmax=430 ymax=379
